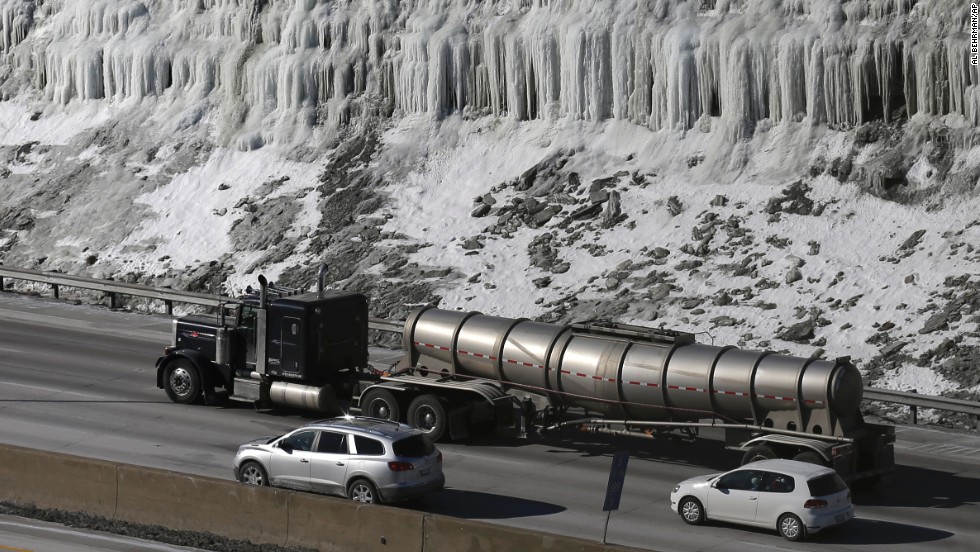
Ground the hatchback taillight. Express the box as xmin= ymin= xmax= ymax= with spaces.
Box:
xmin=804 ymin=499 xmax=828 ymax=509
xmin=436 ymin=452 xmax=443 ymax=463
xmin=388 ymin=461 xmax=415 ymax=472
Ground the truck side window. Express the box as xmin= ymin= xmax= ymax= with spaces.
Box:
xmin=240 ymin=306 xmax=257 ymax=329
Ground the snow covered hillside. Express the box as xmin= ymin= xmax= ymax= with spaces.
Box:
xmin=1 ymin=0 xmax=979 ymax=416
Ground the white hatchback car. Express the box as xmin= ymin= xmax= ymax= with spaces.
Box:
xmin=670 ymin=459 xmax=854 ymax=541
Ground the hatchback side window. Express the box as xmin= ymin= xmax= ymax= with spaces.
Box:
xmin=281 ymin=430 xmax=316 ymax=452
xmin=316 ymin=431 xmax=347 ymax=454
xmin=717 ymin=470 xmax=766 ymax=491
xmin=353 ymin=435 xmax=385 ymax=456
xmin=763 ymin=472 xmax=796 ymax=493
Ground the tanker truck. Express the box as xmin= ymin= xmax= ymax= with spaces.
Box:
xmin=354 ymin=306 xmax=895 ymax=484
xmin=155 ymin=272 xmax=893 ymax=483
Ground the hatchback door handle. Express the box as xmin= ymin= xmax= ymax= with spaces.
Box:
xmin=749 ymin=497 xmax=757 ymax=500
xmin=336 ymin=462 xmax=345 ymax=466
xmin=300 ymin=459 xmax=309 ymax=463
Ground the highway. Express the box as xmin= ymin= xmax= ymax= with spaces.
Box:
xmin=1 ymin=293 xmax=978 ymax=551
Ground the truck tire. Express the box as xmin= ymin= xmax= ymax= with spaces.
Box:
xmin=792 ymin=451 xmax=826 ymax=466
xmin=407 ymin=395 xmax=447 ymax=442
xmin=742 ymin=445 xmax=777 ymax=465
xmin=164 ymin=359 xmax=202 ymax=404
xmin=360 ymin=388 xmax=401 ymax=421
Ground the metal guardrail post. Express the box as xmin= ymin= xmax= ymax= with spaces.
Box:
xmin=910 ymin=389 xmax=918 ymax=425
xmin=165 ymin=300 xmax=173 ymax=315
xmin=108 ymin=292 xmax=118 ymax=310
xmin=52 ymin=284 xmax=59 ymax=299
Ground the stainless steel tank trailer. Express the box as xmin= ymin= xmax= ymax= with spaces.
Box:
xmin=155 ymin=268 xmax=894 ymax=483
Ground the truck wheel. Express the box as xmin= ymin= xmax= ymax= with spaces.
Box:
xmin=238 ymin=461 xmax=269 ymax=487
xmin=407 ymin=395 xmax=447 ymax=442
xmin=348 ymin=478 xmax=380 ymax=504
xmin=792 ymin=451 xmax=826 ymax=466
xmin=164 ymin=359 xmax=201 ymax=404
xmin=742 ymin=445 xmax=776 ymax=465
xmin=360 ymin=389 xmax=401 ymax=421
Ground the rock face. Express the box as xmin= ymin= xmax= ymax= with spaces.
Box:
xmin=1 ymin=0 xmax=979 ymax=405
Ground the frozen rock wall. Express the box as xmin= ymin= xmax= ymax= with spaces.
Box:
xmin=1 ymin=0 xmax=976 ymax=145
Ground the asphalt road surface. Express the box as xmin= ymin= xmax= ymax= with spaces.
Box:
xmin=1 ymin=293 xmax=978 ymax=551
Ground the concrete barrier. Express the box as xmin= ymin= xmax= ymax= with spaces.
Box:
xmin=0 ymin=444 xmax=118 ymax=517
xmin=0 ymin=444 xmax=650 ymax=552
xmin=114 ymin=463 xmax=290 ymax=546
xmin=285 ymin=491 xmax=424 ymax=552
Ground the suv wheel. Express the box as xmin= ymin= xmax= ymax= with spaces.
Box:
xmin=348 ymin=478 xmax=380 ymax=504
xmin=238 ymin=461 xmax=268 ymax=486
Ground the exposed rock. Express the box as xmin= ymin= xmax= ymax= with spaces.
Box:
xmin=918 ymin=313 xmax=948 ymax=334
xmin=778 ymin=319 xmax=816 ymax=342
xmin=900 ymin=229 xmax=926 ymax=251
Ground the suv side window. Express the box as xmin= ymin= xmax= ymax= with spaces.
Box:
xmin=315 ymin=431 xmax=348 ymax=454
xmin=717 ymin=470 xmax=766 ymax=491
xmin=763 ymin=472 xmax=796 ymax=493
xmin=281 ymin=430 xmax=316 ymax=452
xmin=353 ymin=435 xmax=385 ymax=456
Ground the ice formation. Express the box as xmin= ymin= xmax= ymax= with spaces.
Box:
xmin=0 ymin=0 xmax=977 ymax=144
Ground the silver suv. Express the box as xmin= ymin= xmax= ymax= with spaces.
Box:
xmin=233 ymin=416 xmax=444 ymax=504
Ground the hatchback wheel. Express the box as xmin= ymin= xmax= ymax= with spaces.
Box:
xmin=778 ymin=513 xmax=805 ymax=541
xmin=679 ymin=497 xmax=705 ymax=525
xmin=348 ymin=478 xmax=380 ymax=504
xmin=238 ymin=461 xmax=268 ymax=487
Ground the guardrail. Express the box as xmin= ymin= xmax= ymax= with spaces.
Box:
xmin=0 ymin=265 xmax=234 ymax=313
xmin=1 ymin=264 xmax=977 ymax=428
xmin=864 ymin=387 xmax=980 ymax=428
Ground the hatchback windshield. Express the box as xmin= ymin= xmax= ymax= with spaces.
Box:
xmin=393 ymin=434 xmax=434 ymax=457
xmin=807 ymin=473 xmax=848 ymax=496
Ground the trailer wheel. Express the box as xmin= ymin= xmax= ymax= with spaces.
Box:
xmin=407 ymin=395 xmax=447 ymax=442
xmin=360 ymin=389 xmax=401 ymax=421
xmin=742 ymin=445 xmax=777 ymax=465
xmin=792 ymin=451 xmax=826 ymax=466
xmin=164 ymin=359 xmax=202 ymax=404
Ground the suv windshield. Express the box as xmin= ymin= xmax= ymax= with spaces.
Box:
xmin=807 ymin=473 xmax=848 ymax=496
xmin=392 ymin=435 xmax=434 ymax=458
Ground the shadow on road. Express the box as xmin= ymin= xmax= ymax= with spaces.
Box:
xmin=814 ymin=518 xmax=954 ymax=545
xmin=462 ymin=427 xmax=743 ymax=472
xmin=407 ymin=488 xmax=565 ymax=520
xmin=854 ymin=463 xmax=980 ymax=509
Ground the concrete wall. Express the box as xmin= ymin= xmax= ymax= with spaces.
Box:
xmin=0 ymin=444 xmax=648 ymax=552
